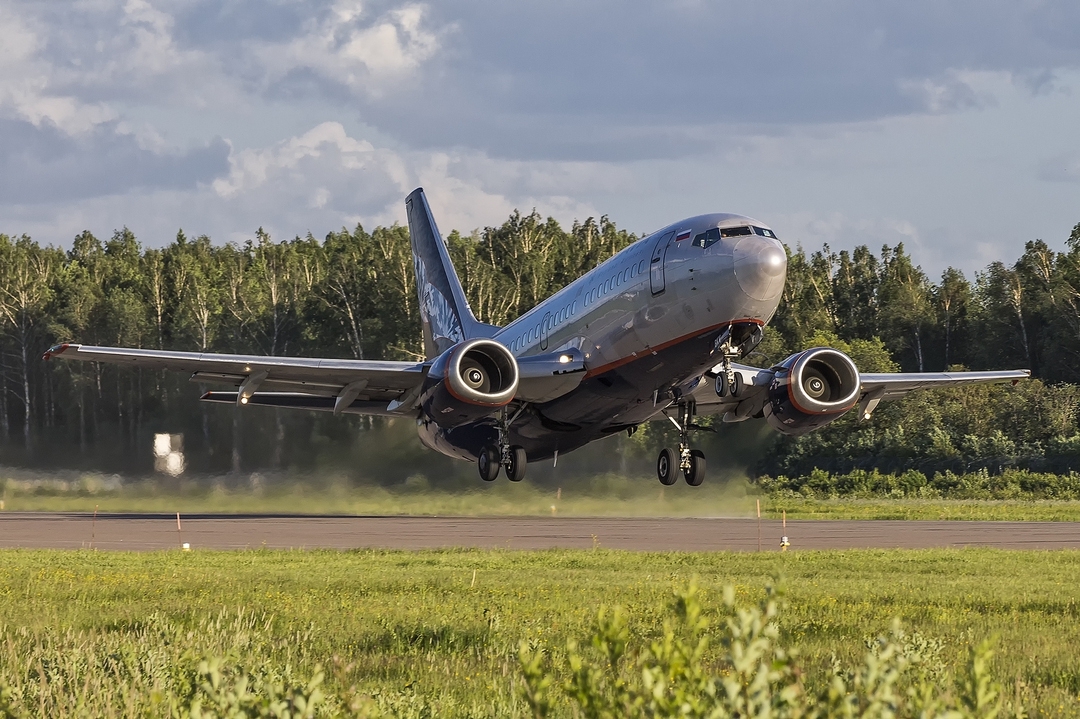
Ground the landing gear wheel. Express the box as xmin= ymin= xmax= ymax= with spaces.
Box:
xmin=505 ymin=446 xmax=527 ymax=482
xmin=477 ymin=445 xmax=500 ymax=482
xmin=714 ymin=372 xmax=743 ymax=398
xmin=684 ymin=449 xmax=706 ymax=486
xmin=657 ymin=448 xmax=678 ymax=486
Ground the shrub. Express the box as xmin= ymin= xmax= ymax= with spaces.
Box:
xmin=519 ymin=580 xmax=1017 ymax=718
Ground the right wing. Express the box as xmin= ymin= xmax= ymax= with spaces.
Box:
xmin=43 ymin=343 xmax=428 ymax=417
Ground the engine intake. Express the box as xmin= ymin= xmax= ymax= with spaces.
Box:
xmin=422 ymin=339 xmax=519 ymax=428
xmin=446 ymin=339 xmax=518 ymax=406
xmin=765 ymin=347 xmax=861 ymax=436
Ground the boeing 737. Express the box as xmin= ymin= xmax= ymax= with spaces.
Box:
xmin=44 ymin=188 xmax=1029 ymax=485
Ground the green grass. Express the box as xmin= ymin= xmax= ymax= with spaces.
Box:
xmin=8 ymin=475 xmax=1080 ymax=521
xmin=1 ymin=548 xmax=1080 ymax=715
xmin=764 ymin=496 xmax=1080 ymax=521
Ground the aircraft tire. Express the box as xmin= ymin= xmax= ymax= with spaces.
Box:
xmin=505 ymin=446 xmax=527 ymax=482
xmin=657 ymin=448 xmax=678 ymax=486
xmin=684 ymin=449 xmax=706 ymax=486
xmin=478 ymin=445 xmax=501 ymax=482
xmin=715 ymin=372 xmax=743 ymax=398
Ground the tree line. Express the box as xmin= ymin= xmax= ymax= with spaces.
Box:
xmin=1 ymin=214 xmax=1079 ymax=479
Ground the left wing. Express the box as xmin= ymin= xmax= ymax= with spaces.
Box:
xmin=689 ymin=363 xmax=1030 ymax=423
xmin=42 ymin=342 xmax=588 ymax=416
xmin=43 ymin=343 xmax=428 ymax=416
xmin=853 ymin=369 xmax=1030 ymax=420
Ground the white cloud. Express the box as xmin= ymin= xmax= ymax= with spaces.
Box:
xmin=251 ymin=2 xmax=443 ymax=96
xmin=0 ymin=4 xmax=116 ymax=134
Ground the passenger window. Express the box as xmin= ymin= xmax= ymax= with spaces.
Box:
xmin=638 ymin=260 xmax=646 ymax=274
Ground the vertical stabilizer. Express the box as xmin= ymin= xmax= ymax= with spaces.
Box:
xmin=405 ymin=188 xmax=488 ymax=359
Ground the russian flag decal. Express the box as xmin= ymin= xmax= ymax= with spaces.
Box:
xmin=675 ymin=229 xmax=692 ymax=242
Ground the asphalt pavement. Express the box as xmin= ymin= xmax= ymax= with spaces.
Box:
xmin=1 ymin=513 xmax=1078 ymax=551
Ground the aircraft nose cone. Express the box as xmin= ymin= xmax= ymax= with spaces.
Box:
xmin=733 ymin=236 xmax=787 ymax=301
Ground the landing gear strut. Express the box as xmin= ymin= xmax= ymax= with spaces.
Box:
xmin=477 ymin=406 xmax=528 ymax=482
xmin=657 ymin=400 xmax=709 ymax=486
xmin=713 ymin=329 xmax=745 ymax=400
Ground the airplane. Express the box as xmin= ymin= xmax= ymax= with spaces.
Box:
xmin=43 ymin=188 xmax=1029 ymax=485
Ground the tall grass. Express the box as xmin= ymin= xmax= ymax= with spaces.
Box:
xmin=0 ymin=549 xmax=1079 ymax=715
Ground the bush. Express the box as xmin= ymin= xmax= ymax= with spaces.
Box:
xmin=519 ymin=580 xmax=1017 ymax=718
xmin=756 ymin=468 xmax=1080 ymax=500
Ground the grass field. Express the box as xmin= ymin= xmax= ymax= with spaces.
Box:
xmin=8 ymin=473 xmax=1080 ymax=521
xmin=1 ymin=548 xmax=1079 ymax=716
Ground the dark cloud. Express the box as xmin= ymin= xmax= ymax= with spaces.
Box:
xmin=0 ymin=119 xmax=230 ymax=205
xmin=349 ymin=0 xmax=1080 ymax=159
xmin=16 ymin=0 xmax=1080 ymax=161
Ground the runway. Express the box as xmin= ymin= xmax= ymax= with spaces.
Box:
xmin=1 ymin=513 xmax=1079 ymax=551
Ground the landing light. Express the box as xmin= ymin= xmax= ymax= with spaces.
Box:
xmin=559 ymin=354 xmax=571 ymax=364
xmin=240 ymin=397 xmax=249 ymax=404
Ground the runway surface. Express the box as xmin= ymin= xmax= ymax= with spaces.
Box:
xmin=1 ymin=513 xmax=1079 ymax=551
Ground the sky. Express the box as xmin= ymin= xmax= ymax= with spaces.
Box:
xmin=1 ymin=0 xmax=1079 ymax=277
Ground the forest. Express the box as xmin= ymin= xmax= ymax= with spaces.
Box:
xmin=2 ymin=213 xmax=1080 ymax=480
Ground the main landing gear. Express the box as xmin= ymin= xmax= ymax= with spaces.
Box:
xmin=477 ymin=407 xmax=528 ymax=482
xmin=657 ymin=400 xmax=709 ymax=487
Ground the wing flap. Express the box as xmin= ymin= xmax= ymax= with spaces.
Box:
xmin=200 ymin=391 xmax=411 ymax=417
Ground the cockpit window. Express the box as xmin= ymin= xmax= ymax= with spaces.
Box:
xmin=692 ymin=228 xmax=721 ymax=248
xmin=752 ymin=226 xmax=778 ymax=239
xmin=720 ymin=226 xmax=752 ymax=238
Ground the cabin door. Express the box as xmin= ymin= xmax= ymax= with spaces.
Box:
xmin=650 ymin=230 xmax=675 ymax=295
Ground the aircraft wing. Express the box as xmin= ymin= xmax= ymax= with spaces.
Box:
xmin=689 ymin=363 xmax=1030 ymax=422
xmin=42 ymin=342 xmax=589 ymax=416
xmin=853 ymin=369 xmax=1030 ymax=419
xmin=42 ymin=343 xmax=428 ymax=416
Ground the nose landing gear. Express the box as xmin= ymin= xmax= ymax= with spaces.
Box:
xmin=657 ymin=400 xmax=711 ymax=486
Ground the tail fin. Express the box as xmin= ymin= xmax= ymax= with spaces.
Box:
xmin=405 ymin=188 xmax=491 ymax=359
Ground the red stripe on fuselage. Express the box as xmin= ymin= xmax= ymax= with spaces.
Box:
xmin=581 ymin=318 xmax=764 ymax=380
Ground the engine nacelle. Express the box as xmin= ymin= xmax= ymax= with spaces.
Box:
xmin=764 ymin=347 xmax=861 ymax=436
xmin=421 ymin=339 xmax=519 ymax=429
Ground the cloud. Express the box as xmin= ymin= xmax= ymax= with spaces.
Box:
xmin=0 ymin=118 xmax=230 ymax=204
xmin=2 ymin=121 xmax=604 ymax=251
xmin=248 ymin=1 xmax=444 ymax=97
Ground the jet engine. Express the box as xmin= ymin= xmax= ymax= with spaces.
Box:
xmin=421 ymin=339 xmax=519 ymax=429
xmin=764 ymin=347 xmax=861 ymax=436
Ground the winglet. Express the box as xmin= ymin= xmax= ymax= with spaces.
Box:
xmin=42 ymin=343 xmax=71 ymax=361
